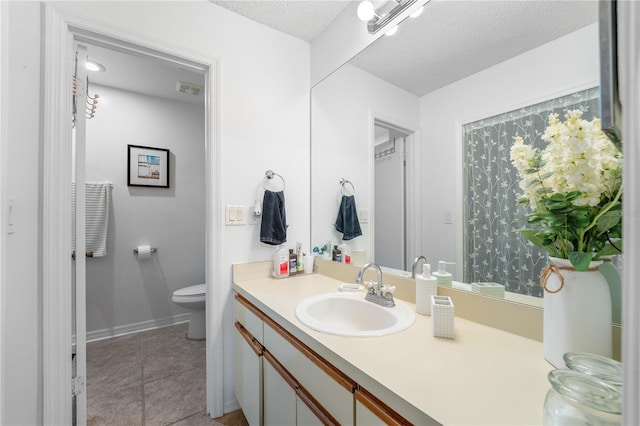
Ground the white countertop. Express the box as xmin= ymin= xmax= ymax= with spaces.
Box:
xmin=233 ymin=272 xmax=552 ymax=425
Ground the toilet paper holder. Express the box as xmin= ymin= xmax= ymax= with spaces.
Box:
xmin=133 ymin=247 xmax=157 ymax=255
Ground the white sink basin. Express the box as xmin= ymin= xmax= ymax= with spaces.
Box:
xmin=295 ymin=292 xmax=415 ymax=337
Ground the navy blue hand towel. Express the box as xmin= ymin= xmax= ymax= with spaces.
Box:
xmin=335 ymin=195 xmax=362 ymax=241
xmin=260 ymin=190 xmax=287 ymax=245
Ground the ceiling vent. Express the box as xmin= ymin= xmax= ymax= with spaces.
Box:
xmin=176 ymin=81 xmax=203 ymax=96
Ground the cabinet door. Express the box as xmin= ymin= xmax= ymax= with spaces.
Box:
xmin=263 ymin=318 xmax=355 ymax=425
xmin=296 ymin=395 xmax=324 ymax=426
xmin=354 ymin=388 xmax=413 ymax=426
xmin=235 ymin=322 xmax=263 ymax=426
xmin=263 ymin=352 xmax=296 ymax=426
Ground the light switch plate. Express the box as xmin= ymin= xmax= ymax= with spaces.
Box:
xmin=358 ymin=209 xmax=368 ymax=223
xmin=225 ymin=205 xmax=246 ymax=226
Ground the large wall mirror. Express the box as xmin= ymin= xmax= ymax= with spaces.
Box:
xmin=310 ymin=1 xmax=618 ymax=316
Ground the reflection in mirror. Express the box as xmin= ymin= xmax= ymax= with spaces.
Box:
xmin=311 ymin=1 xmax=605 ymax=310
xmin=374 ymin=120 xmax=414 ymax=271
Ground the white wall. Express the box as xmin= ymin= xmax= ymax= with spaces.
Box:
xmin=419 ymin=23 xmax=600 ymax=280
xmin=85 ymin=84 xmax=205 ymax=335
xmin=1 ymin=2 xmax=42 ymax=424
xmin=311 ymin=63 xmax=419 ymax=259
xmin=1 ymin=0 xmax=310 ymax=421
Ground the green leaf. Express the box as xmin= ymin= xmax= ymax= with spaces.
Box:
xmin=597 ymin=211 xmax=622 ymax=234
xmin=565 ymin=191 xmax=582 ymax=201
xmin=539 ymin=172 xmax=554 ymax=180
xmin=544 ymin=201 xmax=569 ymax=210
xmin=568 ymin=252 xmax=592 ymax=271
xmin=520 ymin=229 xmax=558 ymax=256
xmin=596 ymin=240 xmax=623 ymax=257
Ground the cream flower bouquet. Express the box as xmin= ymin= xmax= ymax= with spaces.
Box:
xmin=509 ymin=110 xmax=623 ymax=271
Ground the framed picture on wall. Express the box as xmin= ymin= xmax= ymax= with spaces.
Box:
xmin=127 ymin=144 xmax=170 ymax=188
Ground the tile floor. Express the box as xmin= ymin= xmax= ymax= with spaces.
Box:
xmin=87 ymin=322 xmax=248 ymax=426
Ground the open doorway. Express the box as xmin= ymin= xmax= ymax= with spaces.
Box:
xmin=373 ymin=119 xmax=415 ymax=271
xmin=41 ymin=11 xmax=223 ymax=423
xmin=73 ymin=40 xmax=208 ymax=424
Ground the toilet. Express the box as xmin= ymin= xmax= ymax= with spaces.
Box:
xmin=171 ymin=284 xmax=206 ymax=340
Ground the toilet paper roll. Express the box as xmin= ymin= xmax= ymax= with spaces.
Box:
xmin=137 ymin=245 xmax=151 ymax=261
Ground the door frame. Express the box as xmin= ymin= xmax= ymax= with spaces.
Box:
xmin=368 ymin=112 xmax=420 ymax=270
xmin=42 ymin=5 xmax=223 ymax=424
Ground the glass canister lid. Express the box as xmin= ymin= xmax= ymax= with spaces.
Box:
xmin=564 ymin=352 xmax=623 ymax=387
xmin=548 ymin=369 xmax=622 ymax=416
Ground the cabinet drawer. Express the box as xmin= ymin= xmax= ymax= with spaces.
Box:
xmin=235 ymin=294 xmax=264 ymax=343
xmin=263 ymin=318 xmax=355 ymax=425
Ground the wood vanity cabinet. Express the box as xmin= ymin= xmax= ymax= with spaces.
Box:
xmin=234 ymin=293 xmax=417 ymax=426
xmin=354 ymin=387 xmax=413 ymax=426
xmin=262 ymin=316 xmax=354 ymax=425
xmin=234 ymin=298 xmax=265 ymax=426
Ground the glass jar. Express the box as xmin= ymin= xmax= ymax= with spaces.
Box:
xmin=564 ymin=352 xmax=623 ymax=388
xmin=544 ymin=369 xmax=622 ymax=425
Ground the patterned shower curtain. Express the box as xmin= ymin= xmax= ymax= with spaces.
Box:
xmin=462 ymin=87 xmax=600 ymax=297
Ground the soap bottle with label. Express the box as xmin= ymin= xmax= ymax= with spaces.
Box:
xmin=273 ymin=247 xmax=289 ymax=278
xmin=289 ymin=249 xmax=297 ymax=276
xmin=332 ymin=245 xmax=342 ymax=262
xmin=433 ymin=261 xmax=455 ymax=287
xmin=416 ymin=263 xmax=438 ymax=315
xmin=340 ymin=244 xmax=351 ymax=264
xmin=296 ymin=242 xmax=304 ymax=274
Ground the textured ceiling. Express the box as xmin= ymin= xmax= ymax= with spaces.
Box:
xmin=83 ymin=1 xmax=599 ymax=104
xmin=209 ymin=0 xmax=352 ymax=42
xmin=350 ymin=0 xmax=599 ymax=96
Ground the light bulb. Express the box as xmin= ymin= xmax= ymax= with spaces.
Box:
xmin=410 ymin=6 xmax=424 ymax=18
xmin=357 ymin=1 xmax=375 ymax=21
xmin=85 ymin=61 xmax=106 ymax=72
xmin=385 ymin=26 xmax=398 ymax=36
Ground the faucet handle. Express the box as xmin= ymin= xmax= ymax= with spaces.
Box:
xmin=365 ymin=281 xmax=377 ymax=293
xmin=381 ymin=285 xmax=396 ymax=295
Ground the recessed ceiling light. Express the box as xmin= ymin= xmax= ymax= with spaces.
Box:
xmin=86 ymin=61 xmax=106 ymax=73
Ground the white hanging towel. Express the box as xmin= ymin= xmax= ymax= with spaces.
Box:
xmin=72 ymin=182 xmax=113 ymax=257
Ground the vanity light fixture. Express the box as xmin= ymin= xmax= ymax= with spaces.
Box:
xmin=85 ymin=60 xmax=106 ymax=73
xmin=357 ymin=0 xmax=418 ymax=34
xmin=410 ymin=6 xmax=424 ymax=18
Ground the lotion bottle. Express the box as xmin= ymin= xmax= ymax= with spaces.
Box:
xmin=433 ymin=261 xmax=455 ymax=287
xmin=273 ymin=247 xmax=289 ymax=278
xmin=416 ymin=263 xmax=437 ymax=315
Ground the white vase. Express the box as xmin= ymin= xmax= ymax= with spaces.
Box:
xmin=543 ymin=257 xmax=612 ymax=368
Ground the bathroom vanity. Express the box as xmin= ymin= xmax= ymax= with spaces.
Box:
xmin=232 ymin=261 xmax=552 ymax=425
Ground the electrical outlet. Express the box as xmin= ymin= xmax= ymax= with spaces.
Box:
xmin=249 ymin=208 xmax=261 ymax=225
xmin=444 ymin=211 xmax=453 ymax=224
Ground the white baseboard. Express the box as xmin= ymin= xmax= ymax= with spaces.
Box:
xmin=223 ymin=399 xmax=240 ymax=415
xmin=86 ymin=313 xmax=191 ymax=343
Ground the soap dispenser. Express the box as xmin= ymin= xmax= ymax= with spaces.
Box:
xmin=434 ymin=261 xmax=455 ymax=287
xmin=416 ymin=263 xmax=437 ymax=315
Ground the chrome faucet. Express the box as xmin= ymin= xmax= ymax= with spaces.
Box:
xmin=355 ymin=263 xmax=395 ymax=307
xmin=411 ymin=255 xmax=428 ymax=278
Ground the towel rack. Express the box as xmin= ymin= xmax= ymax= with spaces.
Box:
xmin=340 ymin=178 xmax=355 ymax=196
xmin=263 ymin=170 xmax=286 ymax=191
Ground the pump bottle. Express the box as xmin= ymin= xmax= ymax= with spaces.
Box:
xmin=416 ymin=263 xmax=438 ymax=315
xmin=433 ymin=261 xmax=455 ymax=287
